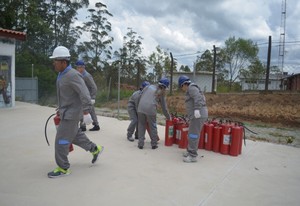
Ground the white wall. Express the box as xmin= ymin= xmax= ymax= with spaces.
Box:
xmin=172 ymin=72 xmax=215 ymax=93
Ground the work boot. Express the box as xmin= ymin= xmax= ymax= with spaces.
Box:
xmin=91 ymin=145 xmax=104 ymax=164
xmin=127 ymin=136 xmax=134 ymax=142
xmin=152 ymin=145 xmax=158 ymax=150
xmin=80 ymin=126 xmax=86 ymax=132
xmin=89 ymin=125 xmax=100 ymax=131
xmin=183 ymin=155 xmax=197 ymax=163
xmin=182 ymin=151 xmax=189 ymax=157
xmin=48 ymin=167 xmax=71 ymax=178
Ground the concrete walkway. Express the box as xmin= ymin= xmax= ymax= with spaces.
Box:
xmin=0 ymin=102 xmax=299 ymax=206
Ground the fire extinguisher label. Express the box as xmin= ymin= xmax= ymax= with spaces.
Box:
xmin=182 ymin=127 xmax=189 ymax=132
xmin=176 ymin=130 xmax=181 ymax=140
xmin=169 ymin=126 xmax=173 ymax=137
xmin=223 ymin=134 xmax=231 ymax=145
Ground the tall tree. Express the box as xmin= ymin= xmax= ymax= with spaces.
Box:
xmin=77 ymin=2 xmax=114 ymax=72
xmin=223 ymin=36 xmax=259 ymax=90
xmin=148 ymin=45 xmax=172 ymax=81
xmin=113 ymin=27 xmax=146 ymax=86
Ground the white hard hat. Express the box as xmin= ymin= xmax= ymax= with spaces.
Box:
xmin=49 ymin=46 xmax=71 ymax=60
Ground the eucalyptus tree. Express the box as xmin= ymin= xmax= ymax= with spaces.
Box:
xmin=77 ymin=2 xmax=114 ymax=72
xmin=113 ymin=28 xmax=146 ymax=87
xmin=46 ymin=0 xmax=89 ymax=54
xmin=148 ymin=45 xmax=172 ymax=81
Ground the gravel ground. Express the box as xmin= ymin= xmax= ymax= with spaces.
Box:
xmin=95 ymin=107 xmax=300 ymax=148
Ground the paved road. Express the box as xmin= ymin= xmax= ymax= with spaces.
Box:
xmin=0 ymin=102 xmax=300 ymax=206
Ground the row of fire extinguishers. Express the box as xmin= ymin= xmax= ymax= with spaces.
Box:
xmin=44 ymin=112 xmax=74 ymax=152
xmin=164 ymin=116 xmax=248 ymax=157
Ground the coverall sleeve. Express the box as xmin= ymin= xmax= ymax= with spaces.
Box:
xmin=159 ymin=95 xmax=171 ymax=119
xmin=72 ymin=73 xmax=92 ymax=112
xmin=85 ymin=75 xmax=97 ymax=99
xmin=189 ymin=85 xmax=202 ymax=110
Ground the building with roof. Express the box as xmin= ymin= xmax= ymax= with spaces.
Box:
xmin=0 ymin=28 xmax=26 ymax=108
xmin=239 ymin=72 xmax=289 ymax=91
xmin=172 ymin=71 xmax=215 ymax=93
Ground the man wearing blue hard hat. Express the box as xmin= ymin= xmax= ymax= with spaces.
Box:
xmin=137 ymin=77 xmax=171 ymax=149
xmin=178 ymin=75 xmax=208 ymax=163
xmin=126 ymin=81 xmax=150 ymax=142
xmin=75 ymin=60 xmax=100 ymax=131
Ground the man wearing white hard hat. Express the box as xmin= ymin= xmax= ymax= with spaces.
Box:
xmin=47 ymin=46 xmax=104 ymax=178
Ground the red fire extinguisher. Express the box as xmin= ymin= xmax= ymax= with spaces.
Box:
xmin=178 ymin=122 xmax=189 ymax=149
xmin=229 ymin=124 xmax=242 ymax=156
xmin=165 ymin=119 xmax=174 ymax=146
xmin=204 ymin=123 xmax=214 ymax=151
xmin=212 ymin=125 xmax=221 ymax=153
xmin=220 ymin=123 xmax=231 ymax=155
xmin=198 ymin=123 xmax=206 ymax=149
xmin=53 ymin=112 xmax=74 ymax=152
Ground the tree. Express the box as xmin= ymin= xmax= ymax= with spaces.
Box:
xmin=223 ymin=36 xmax=259 ymax=90
xmin=240 ymin=59 xmax=265 ymax=90
xmin=179 ymin=65 xmax=191 ymax=72
xmin=77 ymin=2 xmax=113 ymax=71
xmin=112 ymin=28 xmax=146 ymax=87
xmin=148 ymin=45 xmax=173 ymax=81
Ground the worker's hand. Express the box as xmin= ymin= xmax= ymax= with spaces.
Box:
xmin=194 ymin=110 xmax=201 ymax=118
xmin=91 ymin=99 xmax=95 ymax=104
xmin=83 ymin=113 xmax=93 ymax=125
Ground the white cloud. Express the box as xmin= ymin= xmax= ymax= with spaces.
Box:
xmin=83 ymin=0 xmax=300 ymax=73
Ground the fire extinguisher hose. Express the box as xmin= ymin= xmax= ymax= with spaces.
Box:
xmin=44 ymin=113 xmax=56 ymax=146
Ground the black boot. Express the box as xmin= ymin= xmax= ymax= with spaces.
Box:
xmin=80 ymin=126 xmax=86 ymax=132
xmin=89 ymin=125 xmax=100 ymax=131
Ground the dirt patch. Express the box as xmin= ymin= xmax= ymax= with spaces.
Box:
xmin=168 ymin=92 xmax=300 ymax=128
xmin=104 ymin=92 xmax=300 ymax=128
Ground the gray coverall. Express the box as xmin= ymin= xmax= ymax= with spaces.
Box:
xmin=185 ymin=83 xmax=208 ymax=157
xmin=56 ymin=66 xmax=97 ymax=170
xmin=80 ymin=70 xmax=99 ymax=127
xmin=127 ymin=90 xmax=141 ymax=138
xmin=137 ymin=85 xmax=171 ymax=147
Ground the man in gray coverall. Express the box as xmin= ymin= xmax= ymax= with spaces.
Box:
xmin=127 ymin=81 xmax=150 ymax=142
xmin=75 ymin=60 xmax=100 ymax=131
xmin=137 ymin=77 xmax=171 ymax=149
xmin=178 ymin=75 xmax=208 ymax=163
xmin=47 ymin=46 xmax=104 ymax=178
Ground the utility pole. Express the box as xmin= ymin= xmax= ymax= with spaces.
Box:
xmin=170 ymin=52 xmax=174 ymax=95
xmin=212 ymin=45 xmax=216 ymax=94
xmin=265 ymin=36 xmax=272 ymax=91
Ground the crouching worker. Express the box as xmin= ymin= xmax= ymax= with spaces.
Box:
xmin=137 ymin=77 xmax=171 ymax=149
xmin=127 ymin=81 xmax=150 ymax=141
xmin=178 ymin=75 xmax=208 ymax=163
xmin=48 ymin=46 xmax=104 ymax=178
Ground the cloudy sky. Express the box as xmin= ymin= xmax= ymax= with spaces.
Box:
xmin=78 ymin=0 xmax=300 ymax=74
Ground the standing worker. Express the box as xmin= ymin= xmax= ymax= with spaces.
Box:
xmin=127 ymin=81 xmax=150 ymax=142
xmin=137 ymin=77 xmax=171 ymax=149
xmin=75 ymin=60 xmax=100 ymax=131
xmin=178 ymin=75 xmax=208 ymax=163
xmin=48 ymin=46 xmax=104 ymax=178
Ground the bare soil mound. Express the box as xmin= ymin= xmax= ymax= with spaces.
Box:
xmin=167 ymin=92 xmax=300 ymax=128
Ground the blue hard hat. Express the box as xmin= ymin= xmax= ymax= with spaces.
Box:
xmin=75 ymin=60 xmax=85 ymax=66
xmin=178 ymin=75 xmax=191 ymax=87
xmin=141 ymin=81 xmax=150 ymax=88
xmin=158 ymin=77 xmax=170 ymax=88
